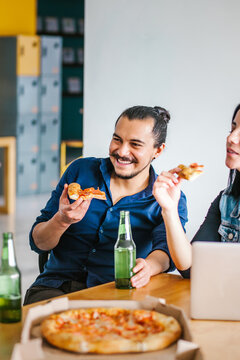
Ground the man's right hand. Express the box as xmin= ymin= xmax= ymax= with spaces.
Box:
xmin=58 ymin=184 xmax=92 ymax=226
xmin=33 ymin=183 xmax=92 ymax=251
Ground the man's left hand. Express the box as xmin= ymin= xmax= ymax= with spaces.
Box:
xmin=131 ymin=258 xmax=152 ymax=288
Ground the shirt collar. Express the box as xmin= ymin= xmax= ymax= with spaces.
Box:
xmin=100 ymin=157 xmax=157 ymax=199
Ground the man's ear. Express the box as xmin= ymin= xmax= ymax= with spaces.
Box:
xmin=153 ymin=143 xmax=165 ymax=160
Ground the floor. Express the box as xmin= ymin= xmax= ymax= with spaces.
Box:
xmin=0 ymin=194 xmax=49 ymax=302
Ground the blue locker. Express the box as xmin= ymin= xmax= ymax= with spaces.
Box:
xmin=41 ymin=36 xmax=62 ymax=76
xmin=40 ymin=114 xmax=60 ymax=152
xmin=17 ymin=153 xmax=39 ymax=195
xmin=17 ymin=76 xmax=40 ymax=114
xmin=39 ymin=151 xmax=59 ymax=193
xmin=40 ymin=75 xmax=61 ymax=113
xmin=17 ymin=114 xmax=39 ymax=154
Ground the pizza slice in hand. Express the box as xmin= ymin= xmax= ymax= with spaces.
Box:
xmin=177 ymin=163 xmax=204 ymax=181
xmin=68 ymin=182 xmax=106 ymax=201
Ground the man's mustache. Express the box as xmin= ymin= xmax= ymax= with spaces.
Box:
xmin=109 ymin=152 xmax=137 ymax=163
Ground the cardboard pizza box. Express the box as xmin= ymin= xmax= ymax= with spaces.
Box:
xmin=11 ymin=296 xmax=203 ymax=360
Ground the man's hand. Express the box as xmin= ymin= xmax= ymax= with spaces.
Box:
xmin=58 ymin=184 xmax=92 ymax=226
xmin=153 ymin=168 xmax=182 ymax=212
xmin=131 ymin=258 xmax=152 ymax=288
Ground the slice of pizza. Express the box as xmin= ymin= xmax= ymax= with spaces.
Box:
xmin=68 ymin=183 xmax=106 ymax=201
xmin=78 ymin=187 xmax=107 ymax=200
xmin=178 ymin=163 xmax=204 ymax=181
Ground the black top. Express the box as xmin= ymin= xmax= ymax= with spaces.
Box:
xmin=179 ymin=192 xmax=222 ymax=278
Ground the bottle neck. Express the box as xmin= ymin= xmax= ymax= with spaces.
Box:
xmin=118 ymin=212 xmax=132 ymax=240
xmin=1 ymin=238 xmax=17 ymax=269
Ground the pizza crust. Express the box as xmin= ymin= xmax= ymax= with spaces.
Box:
xmin=41 ymin=307 xmax=181 ymax=354
xmin=67 ymin=183 xmax=81 ymax=200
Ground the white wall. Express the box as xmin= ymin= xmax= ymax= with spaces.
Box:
xmin=84 ymin=0 xmax=240 ymax=238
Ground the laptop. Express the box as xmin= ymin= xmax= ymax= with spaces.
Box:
xmin=191 ymin=241 xmax=240 ymax=320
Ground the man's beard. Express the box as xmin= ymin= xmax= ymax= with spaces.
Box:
xmin=110 ymin=153 xmax=151 ymax=179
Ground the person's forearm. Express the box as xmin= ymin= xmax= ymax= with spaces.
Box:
xmin=32 ymin=212 xmax=70 ymax=251
xmin=161 ymin=208 xmax=192 ymax=270
xmin=145 ymin=250 xmax=170 ymax=276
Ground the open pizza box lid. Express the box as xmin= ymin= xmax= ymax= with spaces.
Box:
xmin=11 ymin=296 xmax=203 ymax=360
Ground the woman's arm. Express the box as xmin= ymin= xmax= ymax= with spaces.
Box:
xmin=153 ymin=169 xmax=192 ymax=270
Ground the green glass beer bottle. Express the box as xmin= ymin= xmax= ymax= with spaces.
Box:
xmin=114 ymin=211 xmax=136 ymax=289
xmin=0 ymin=232 xmax=21 ymax=323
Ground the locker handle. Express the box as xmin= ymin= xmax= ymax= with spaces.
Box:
xmin=18 ymin=164 xmax=24 ymax=174
xmin=32 ymin=80 xmax=37 ymax=87
xmin=31 ymin=158 xmax=37 ymax=164
xmin=40 ymin=163 xmax=46 ymax=172
xmin=19 ymin=46 xmax=24 ymax=56
xmin=52 ymin=118 xmax=58 ymax=125
xmin=31 ymin=119 xmax=37 ymax=126
xmin=41 ymin=86 xmax=47 ymax=95
xmin=18 ymin=86 xmax=25 ymax=95
xmin=41 ymin=124 xmax=46 ymax=133
xmin=42 ymin=47 xmax=47 ymax=57
xmin=53 ymin=81 xmax=59 ymax=87
xmin=32 ymin=42 xmax=38 ymax=47
xmin=52 ymin=156 xmax=58 ymax=163
xmin=54 ymin=42 xmax=59 ymax=48
xmin=18 ymin=124 xmax=24 ymax=134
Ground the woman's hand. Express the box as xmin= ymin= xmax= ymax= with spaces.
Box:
xmin=153 ymin=168 xmax=182 ymax=212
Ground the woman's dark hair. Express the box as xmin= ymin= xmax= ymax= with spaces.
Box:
xmin=115 ymin=105 xmax=170 ymax=148
xmin=229 ymin=104 xmax=240 ymax=198
xmin=231 ymin=104 xmax=240 ymax=123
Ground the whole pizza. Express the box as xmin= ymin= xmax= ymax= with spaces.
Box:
xmin=41 ymin=307 xmax=181 ymax=354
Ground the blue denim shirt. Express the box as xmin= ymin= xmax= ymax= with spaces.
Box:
xmin=30 ymin=157 xmax=188 ymax=288
xmin=218 ymin=176 xmax=240 ymax=242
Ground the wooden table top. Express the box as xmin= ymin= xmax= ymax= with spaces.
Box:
xmin=1 ymin=273 xmax=240 ymax=360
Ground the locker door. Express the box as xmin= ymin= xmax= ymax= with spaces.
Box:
xmin=39 ymin=151 xmax=59 ymax=193
xmin=17 ymin=153 xmax=39 ymax=195
xmin=40 ymin=114 xmax=60 ymax=152
xmin=41 ymin=36 xmax=62 ymax=75
xmin=40 ymin=76 xmax=61 ymax=113
xmin=17 ymin=35 xmax=40 ymax=76
xmin=17 ymin=114 xmax=39 ymax=154
xmin=17 ymin=76 xmax=40 ymax=114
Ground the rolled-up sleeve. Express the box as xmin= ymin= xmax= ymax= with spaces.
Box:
xmin=29 ymin=168 xmax=71 ymax=254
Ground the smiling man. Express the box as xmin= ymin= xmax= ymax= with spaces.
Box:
xmin=24 ymin=105 xmax=188 ymax=305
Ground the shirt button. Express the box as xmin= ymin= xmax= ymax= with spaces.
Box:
xmin=100 ymin=228 xmax=103 ymax=234
xmin=109 ymin=207 xmax=113 ymax=212
xmin=92 ymin=249 xmax=96 ymax=253
xmin=228 ymin=233 xmax=234 ymax=240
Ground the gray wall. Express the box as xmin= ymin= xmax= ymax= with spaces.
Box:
xmin=84 ymin=0 xmax=240 ymax=238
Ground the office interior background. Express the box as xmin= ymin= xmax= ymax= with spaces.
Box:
xmin=0 ymin=0 xmax=239 ymax=295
